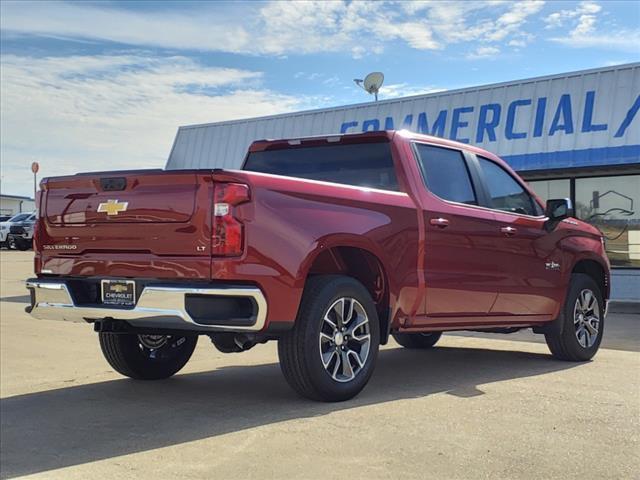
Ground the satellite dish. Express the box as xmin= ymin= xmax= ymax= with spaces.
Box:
xmin=363 ymin=72 xmax=384 ymax=94
xmin=354 ymin=72 xmax=384 ymax=101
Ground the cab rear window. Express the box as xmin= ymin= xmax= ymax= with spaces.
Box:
xmin=243 ymin=143 xmax=399 ymax=192
xmin=414 ymin=144 xmax=477 ymax=205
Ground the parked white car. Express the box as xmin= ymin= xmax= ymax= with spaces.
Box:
xmin=0 ymin=212 xmax=36 ymax=249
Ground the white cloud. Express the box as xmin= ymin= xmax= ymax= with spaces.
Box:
xmin=486 ymin=1 xmax=545 ymax=41
xmin=466 ymin=46 xmax=501 ymax=59
xmin=292 ymin=72 xmax=342 ymax=86
xmin=322 ymin=76 xmax=341 ymax=86
xmin=545 ymin=0 xmax=602 ymax=29
xmin=0 ymin=1 xmax=251 ymax=52
xmin=551 ymin=29 xmax=640 ymax=52
xmin=545 ymin=0 xmax=640 ymax=52
xmin=351 ymin=45 xmax=366 ymax=59
xmin=384 ymin=21 xmax=440 ymax=50
xmin=3 ymin=0 xmax=632 ymax=59
xmin=425 ymin=1 xmax=543 ymax=45
xmin=1 ymin=0 xmax=548 ymax=58
xmin=508 ymin=39 xmax=527 ymax=48
xmin=379 ymin=83 xmax=445 ymax=99
xmin=0 ymin=54 xmax=313 ymax=196
xmin=255 ymin=1 xmax=351 ymax=54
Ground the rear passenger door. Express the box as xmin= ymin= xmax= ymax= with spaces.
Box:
xmin=473 ymin=156 xmax=562 ymax=316
xmin=414 ymin=144 xmax=501 ymax=317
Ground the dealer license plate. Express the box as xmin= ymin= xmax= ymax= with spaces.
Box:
xmin=101 ymin=280 xmax=136 ymax=306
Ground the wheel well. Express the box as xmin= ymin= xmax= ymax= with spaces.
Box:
xmin=307 ymin=246 xmax=390 ymax=344
xmin=572 ymin=259 xmax=608 ymax=300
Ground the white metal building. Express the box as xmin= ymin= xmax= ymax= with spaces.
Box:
xmin=167 ymin=63 xmax=640 ymax=300
xmin=0 ymin=194 xmax=35 ymax=217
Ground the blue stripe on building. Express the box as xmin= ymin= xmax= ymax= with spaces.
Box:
xmin=503 ymin=145 xmax=640 ymax=171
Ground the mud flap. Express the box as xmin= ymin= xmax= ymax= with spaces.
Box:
xmin=532 ymin=314 xmax=564 ymax=335
xmin=379 ymin=307 xmax=393 ymax=345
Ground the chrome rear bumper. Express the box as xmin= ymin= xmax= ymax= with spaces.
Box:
xmin=25 ymin=280 xmax=267 ymax=332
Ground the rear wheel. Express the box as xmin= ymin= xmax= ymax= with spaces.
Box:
xmin=393 ymin=332 xmax=442 ymax=349
xmin=278 ymin=275 xmax=380 ymax=402
xmin=545 ymin=273 xmax=604 ymax=361
xmin=99 ymin=332 xmax=198 ymax=379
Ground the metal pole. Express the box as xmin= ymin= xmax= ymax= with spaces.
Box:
xmin=34 ymin=172 xmax=37 ymax=201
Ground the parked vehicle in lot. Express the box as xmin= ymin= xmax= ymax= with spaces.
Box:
xmin=1 ymin=212 xmax=35 ymax=249
xmin=26 ymin=130 xmax=609 ymax=401
xmin=9 ymin=213 xmax=36 ymax=250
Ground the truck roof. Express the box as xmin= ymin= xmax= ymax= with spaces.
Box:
xmin=247 ymin=130 xmax=503 ymax=163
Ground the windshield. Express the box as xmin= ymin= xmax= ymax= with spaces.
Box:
xmin=7 ymin=213 xmax=31 ymax=222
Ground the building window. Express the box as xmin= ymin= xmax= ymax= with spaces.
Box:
xmin=527 ymin=179 xmax=570 ymax=203
xmin=575 ymin=175 xmax=640 ymax=268
xmin=529 ymin=175 xmax=640 ymax=268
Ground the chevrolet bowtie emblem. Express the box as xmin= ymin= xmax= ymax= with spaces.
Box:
xmin=111 ymin=284 xmax=129 ymax=293
xmin=97 ymin=199 xmax=129 ymax=216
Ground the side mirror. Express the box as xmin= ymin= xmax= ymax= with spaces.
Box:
xmin=544 ymin=198 xmax=572 ymax=230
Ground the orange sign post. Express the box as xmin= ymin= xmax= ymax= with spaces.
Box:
xmin=31 ymin=162 xmax=39 ymax=202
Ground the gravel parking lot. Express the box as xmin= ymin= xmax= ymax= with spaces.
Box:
xmin=1 ymin=250 xmax=638 ymax=479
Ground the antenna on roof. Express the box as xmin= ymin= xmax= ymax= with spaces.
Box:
xmin=353 ymin=72 xmax=384 ymax=102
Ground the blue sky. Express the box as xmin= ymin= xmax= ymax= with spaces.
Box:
xmin=1 ymin=0 xmax=639 ymax=197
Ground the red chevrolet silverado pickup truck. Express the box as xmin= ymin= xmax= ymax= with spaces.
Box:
xmin=26 ymin=130 xmax=610 ymax=401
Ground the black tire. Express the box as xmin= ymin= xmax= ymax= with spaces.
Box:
xmin=393 ymin=332 xmax=442 ymax=349
xmin=278 ymin=275 xmax=380 ymax=402
xmin=99 ymin=333 xmax=198 ymax=380
xmin=545 ymin=273 xmax=604 ymax=361
xmin=14 ymin=238 xmax=31 ymax=251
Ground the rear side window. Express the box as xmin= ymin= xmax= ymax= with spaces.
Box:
xmin=477 ymin=157 xmax=537 ymax=216
xmin=243 ymin=142 xmax=399 ymax=191
xmin=414 ymin=144 xmax=477 ymax=205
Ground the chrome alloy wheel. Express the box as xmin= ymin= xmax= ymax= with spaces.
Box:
xmin=319 ymin=297 xmax=371 ymax=383
xmin=573 ymin=289 xmax=600 ymax=348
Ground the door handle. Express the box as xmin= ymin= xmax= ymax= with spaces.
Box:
xmin=500 ymin=226 xmax=517 ymax=236
xmin=430 ymin=217 xmax=450 ymax=228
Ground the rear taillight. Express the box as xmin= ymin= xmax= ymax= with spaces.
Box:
xmin=212 ymin=183 xmax=250 ymax=256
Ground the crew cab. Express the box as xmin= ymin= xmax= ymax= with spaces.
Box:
xmin=26 ymin=130 xmax=610 ymax=401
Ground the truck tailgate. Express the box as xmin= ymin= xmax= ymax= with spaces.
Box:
xmin=37 ymin=170 xmax=213 ymax=279
xmin=44 ymin=171 xmax=197 ymax=224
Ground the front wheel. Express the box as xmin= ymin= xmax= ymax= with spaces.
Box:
xmin=545 ymin=273 xmax=604 ymax=361
xmin=99 ymin=333 xmax=198 ymax=380
xmin=278 ymin=275 xmax=380 ymax=402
